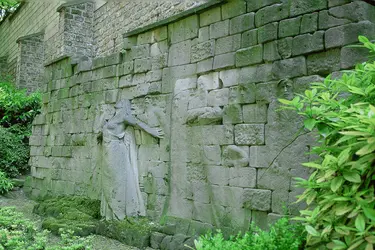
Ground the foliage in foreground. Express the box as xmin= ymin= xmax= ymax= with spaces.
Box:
xmin=0 ymin=126 xmax=29 ymax=178
xmin=280 ymin=36 xmax=375 ymax=249
xmin=0 ymin=171 xmax=13 ymax=194
xmin=0 ymin=82 xmax=41 ymax=177
xmin=194 ymin=217 xmax=306 ymax=250
xmin=0 ymin=207 xmax=92 ymax=250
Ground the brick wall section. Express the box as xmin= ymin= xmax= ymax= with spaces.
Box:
xmin=93 ymin=0 xmax=210 ymax=57
xmin=27 ymin=0 xmax=375 ymax=241
xmin=0 ymin=1 xmax=61 ymax=71
xmin=58 ymin=2 xmax=95 ymax=59
xmin=16 ymin=33 xmax=44 ymax=92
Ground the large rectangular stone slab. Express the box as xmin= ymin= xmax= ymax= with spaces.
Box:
xmin=234 ymin=124 xmax=265 ymax=145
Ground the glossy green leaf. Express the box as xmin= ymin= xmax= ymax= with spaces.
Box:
xmin=343 ymin=171 xmax=361 ymax=183
xmin=306 ymin=225 xmax=320 ymax=237
xmin=363 ymin=208 xmax=375 ymax=221
xmin=304 ymin=118 xmax=317 ymax=131
xmin=331 ymin=176 xmax=344 ymax=192
xmin=355 ymin=214 xmax=366 ymax=232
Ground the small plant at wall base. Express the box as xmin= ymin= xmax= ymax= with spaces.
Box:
xmin=192 ymin=217 xmax=306 ymax=250
xmin=279 ymin=36 xmax=375 ymax=249
xmin=0 ymin=171 xmax=13 ymax=194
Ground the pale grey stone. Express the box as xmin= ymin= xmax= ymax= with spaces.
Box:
xmin=190 ymin=125 xmax=234 ymax=145
xmin=198 ymin=72 xmax=219 ymax=90
xmin=264 ymin=41 xmax=281 ymax=62
xmin=329 ymin=1 xmax=375 ymax=23
xmin=223 ymin=145 xmax=249 ymax=167
xmin=145 ymin=70 xmax=162 ymax=82
xmin=258 ymin=22 xmax=278 ymax=43
xmin=328 ymin=0 xmax=351 ymax=7
xmin=243 ymin=104 xmax=268 ymax=124
xmin=132 ymin=73 xmax=146 ymax=86
xmin=240 ymin=64 xmax=274 ymax=84
xmin=215 ymin=35 xmax=241 ymax=55
xmin=272 ymin=190 xmax=289 ymax=214
xmin=292 ymin=31 xmax=324 ymax=56
xmin=119 ymin=61 xmax=134 ymax=76
xmin=213 ymin=52 xmax=235 ymax=70
xmin=207 ymin=166 xmax=229 ymax=186
xmin=242 ymin=188 xmax=271 ymax=211
xmin=279 ymin=17 xmax=301 ymax=38
xmin=198 ymin=26 xmax=210 ymax=43
xmin=150 ymin=41 xmax=168 ymax=56
xmin=230 ymin=13 xmax=255 ymax=35
xmin=290 ymin=0 xmax=327 ymax=16
xmin=223 ymin=104 xmax=243 ymax=124
xmin=197 ymin=58 xmax=213 ymax=74
xmin=293 ymin=75 xmax=325 ymax=94
xmin=134 ymin=58 xmax=151 ymax=73
xmin=212 ymin=186 xmax=244 ymax=207
xmin=102 ymin=65 xmax=118 ymax=78
xmin=137 ymin=30 xmax=154 ymax=45
xmin=162 ymin=64 xmax=197 ymax=93
xmin=307 ymin=49 xmax=341 ymax=75
xmin=168 ymin=15 xmax=198 ymax=44
xmin=168 ymin=40 xmax=191 ymax=66
xmin=272 ymin=56 xmax=306 ymax=79
xmin=235 ymin=124 xmax=265 ymax=145
xmin=221 ymin=0 xmax=246 ymax=19
xmin=268 ymin=213 xmax=284 ymax=225
xmin=257 ymin=168 xmax=290 ymax=191
xmin=278 ymin=37 xmax=292 ymax=59
xmin=191 ymin=40 xmax=214 ymax=63
xmin=186 ymin=107 xmax=223 ymax=125
xmin=210 ymin=20 xmax=229 ymax=39
xmin=241 ymin=29 xmax=258 ymax=48
xmin=255 ymin=3 xmax=289 ymax=27
xmin=236 ymin=45 xmax=263 ymax=67
xmin=246 ymin=0 xmax=280 ymax=12
xmin=175 ymin=77 xmax=197 ymax=94
xmin=229 ymin=167 xmax=256 ymax=188
xmin=228 ymin=83 xmax=256 ymax=104
xmin=131 ymin=44 xmax=150 ymax=59
xmin=151 ymin=232 xmax=166 ymax=249
xmin=318 ymin=10 xmax=351 ymax=30
xmin=203 ymin=145 xmax=221 ymax=165
xmin=301 ymin=13 xmax=318 ymax=34
xmin=325 ymin=21 xmax=375 ymax=49
xmin=200 ymin=7 xmax=221 ymax=27
xmin=208 ymin=88 xmax=229 ymax=106
xmin=104 ymin=53 xmax=121 ymax=66
xmin=341 ymin=46 xmax=369 ymax=69
xmin=219 ymin=69 xmax=240 ymax=87
xmin=123 ymin=37 xmax=137 ymax=50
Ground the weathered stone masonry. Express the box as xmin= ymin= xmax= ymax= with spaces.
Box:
xmin=25 ymin=0 xmax=375 ymax=242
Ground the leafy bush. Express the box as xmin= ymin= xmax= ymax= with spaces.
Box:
xmin=0 ymin=82 xmax=41 ymax=177
xmin=279 ymin=36 xmax=375 ymax=249
xmin=0 ymin=207 xmax=92 ymax=250
xmin=193 ymin=217 xmax=306 ymax=250
xmin=0 ymin=126 xmax=29 ymax=178
xmin=0 ymin=171 xmax=13 ymax=194
xmin=0 ymin=82 xmax=41 ymax=128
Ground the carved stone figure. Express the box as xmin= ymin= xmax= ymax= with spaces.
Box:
xmin=101 ymin=99 xmax=163 ymax=220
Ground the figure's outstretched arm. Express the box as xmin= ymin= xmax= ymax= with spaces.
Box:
xmin=123 ymin=115 xmax=164 ymax=139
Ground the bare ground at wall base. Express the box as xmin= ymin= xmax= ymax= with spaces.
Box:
xmin=0 ymin=188 xmax=139 ymax=250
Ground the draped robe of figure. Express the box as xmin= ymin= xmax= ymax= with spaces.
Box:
xmin=101 ymin=118 xmax=146 ymax=220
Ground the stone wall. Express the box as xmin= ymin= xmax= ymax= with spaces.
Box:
xmin=0 ymin=1 xmax=61 ymax=76
xmin=16 ymin=32 xmax=45 ymax=92
xmin=26 ymin=0 xmax=375 ymax=241
xmin=93 ymin=0 xmax=210 ymax=57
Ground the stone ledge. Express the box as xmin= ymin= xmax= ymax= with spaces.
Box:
xmin=44 ymin=54 xmax=71 ymax=67
xmin=123 ymin=0 xmax=228 ymax=38
xmin=16 ymin=30 xmax=44 ymax=43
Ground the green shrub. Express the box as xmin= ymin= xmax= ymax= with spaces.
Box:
xmin=0 ymin=82 xmax=41 ymax=177
xmin=193 ymin=217 xmax=306 ymax=250
xmin=0 ymin=82 xmax=41 ymax=128
xmin=0 ymin=207 xmax=92 ymax=250
xmin=0 ymin=171 xmax=13 ymax=194
xmin=0 ymin=126 xmax=29 ymax=177
xmin=279 ymin=36 xmax=375 ymax=249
